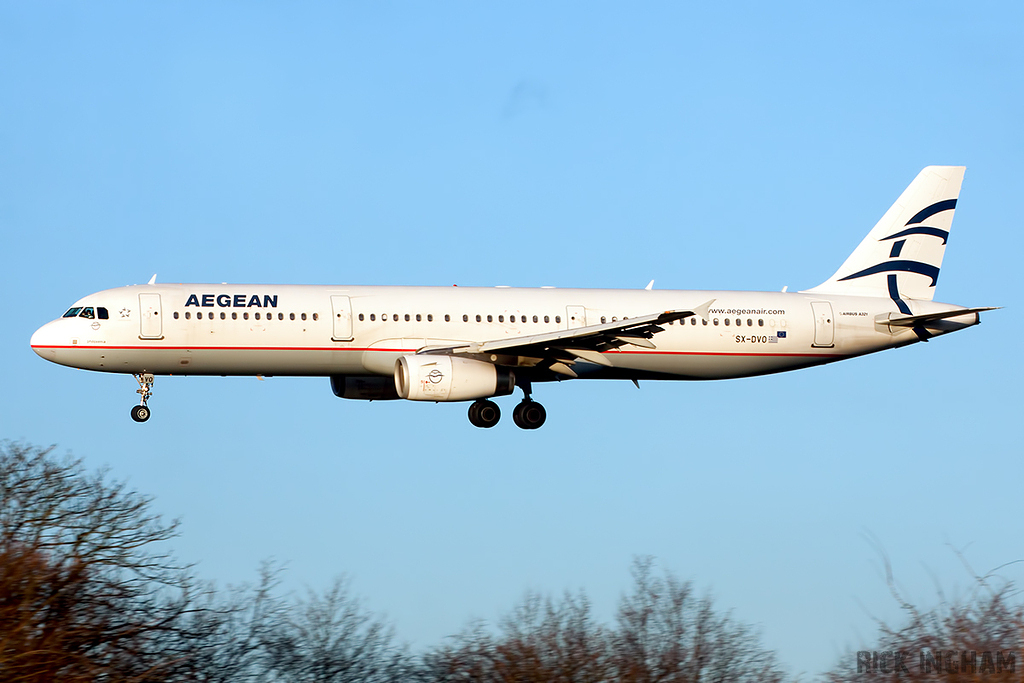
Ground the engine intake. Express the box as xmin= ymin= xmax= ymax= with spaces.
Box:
xmin=395 ymin=355 xmax=515 ymax=402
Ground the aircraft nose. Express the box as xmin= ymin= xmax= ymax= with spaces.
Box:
xmin=30 ymin=321 xmax=60 ymax=360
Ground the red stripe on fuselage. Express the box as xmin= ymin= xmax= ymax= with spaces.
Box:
xmin=31 ymin=344 xmax=839 ymax=358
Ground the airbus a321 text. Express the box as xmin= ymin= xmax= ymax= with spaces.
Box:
xmin=31 ymin=167 xmax=994 ymax=429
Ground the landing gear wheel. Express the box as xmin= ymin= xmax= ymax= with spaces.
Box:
xmin=512 ymin=400 xmax=546 ymax=430
xmin=468 ymin=399 xmax=501 ymax=428
xmin=131 ymin=405 xmax=151 ymax=422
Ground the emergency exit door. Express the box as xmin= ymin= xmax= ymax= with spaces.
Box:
xmin=566 ymin=305 xmax=587 ymax=328
xmin=331 ymin=295 xmax=354 ymax=341
xmin=810 ymin=301 xmax=834 ymax=348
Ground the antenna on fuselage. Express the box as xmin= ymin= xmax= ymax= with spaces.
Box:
xmin=147 ymin=274 xmax=157 ymax=285
xmin=645 ymin=280 xmax=654 ymax=290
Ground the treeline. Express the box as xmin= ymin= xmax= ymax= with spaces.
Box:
xmin=2 ymin=442 xmax=1021 ymax=682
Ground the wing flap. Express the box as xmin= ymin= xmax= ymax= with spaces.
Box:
xmin=419 ymin=299 xmax=715 ymax=367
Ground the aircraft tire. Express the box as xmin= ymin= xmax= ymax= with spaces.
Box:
xmin=469 ymin=399 xmax=500 ymax=428
xmin=512 ymin=400 xmax=546 ymax=430
xmin=131 ymin=405 xmax=151 ymax=423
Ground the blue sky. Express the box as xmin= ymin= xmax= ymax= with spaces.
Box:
xmin=2 ymin=2 xmax=1022 ymax=676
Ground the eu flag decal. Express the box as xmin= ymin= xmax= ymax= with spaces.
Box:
xmin=777 ymin=331 xmax=787 ymax=338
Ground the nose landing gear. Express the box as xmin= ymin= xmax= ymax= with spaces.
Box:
xmin=131 ymin=373 xmax=154 ymax=422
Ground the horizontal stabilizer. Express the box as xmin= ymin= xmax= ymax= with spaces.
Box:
xmin=880 ymin=306 xmax=998 ymax=327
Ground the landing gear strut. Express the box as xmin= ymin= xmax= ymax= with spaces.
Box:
xmin=512 ymin=380 xmax=546 ymax=430
xmin=131 ymin=373 xmax=154 ymax=422
xmin=468 ymin=399 xmax=501 ymax=428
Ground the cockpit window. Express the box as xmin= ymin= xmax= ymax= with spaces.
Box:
xmin=80 ymin=307 xmax=95 ymax=319
xmin=97 ymin=307 xmax=109 ymax=319
xmin=63 ymin=307 xmax=83 ymax=318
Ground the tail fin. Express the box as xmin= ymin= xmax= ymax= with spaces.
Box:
xmin=803 ymin=166 xmax=965 ymax=302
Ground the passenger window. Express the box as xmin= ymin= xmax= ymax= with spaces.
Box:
xmin=243 ymin=312 xmax=248 ymax=320
xmin=220 ymin=312 xmax=226 ymax=320
xmin=301 ymin=313 xmax=307 ymax=321
xmin=487 ymin=315 xmax=493 ymax=322
xmin=97 ymin=307 xmax=109 ymax=319
xmin=463 ymin=314 xmax=469 ymax=322
xmin=747 ymin=318 xmax=753 ymax=326
xmin=521 ymin=315 xmax=527 ymax=323
xmin=254 ymin=312 xmax=260 ymax=320
xmin=290 ymin=313 xmax=295 ymax=321
xmin=278 ymin=313 xmax=284 ymax=321
xmin=499 ymin=315 xmax=504 ymax=322
xmin=475 ymin=315 xmax=481 ymax=322
xmin=702 ymin=318 xmax=707 ymax=325
xmin=185 ymin=312 xmax=191 ymax=320
xmin=555 ymin=316 xmax=561 ymax=323
xmin=80 ymin=307 xmax=95 ymax=319
xmin=533 ymin=315 xmax=538 ymax=323
xmin=544 ymin=316 xmax=549 ymax=323
xmin=736 ymin=319 xmax=741 ymax=326
xmin=63 ymin=308 xmax=83 ymax=318
xmin=445 ymin=314 xmax=450 ymax=322
xmin=232 ymin=312 xmax=237 ymax=320
xmin=312 ymin=313 xmax=318 ymax=321
xmin=691 ymin=317 xmax=696 ymax=325
xmin=713 ymin=318 xmax=719 ymax=326
xmin=724 ymin=318 xmax=730 ymax=326
xmin=405 ymin=314 xmax=410 ymax=321
xmin=370 ymin=314 xmax=376 ymax=321
xmin=174 ymin=312 xmax=179 ymax=319
xmin=416 ymin=314 xmax=421 ymax=322
xmin=601 ymin=316 xmax=607 ymax=324
xmin=427 ymin=314 xmax=433 ymax=322
xmin=758 ymin=319 xmax=764 ymax=326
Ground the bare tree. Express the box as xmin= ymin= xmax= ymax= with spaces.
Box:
xmin=0 ymin=441 xmax=260 ymax=682
xmin=259 ymin=575 xmax=413 ymax=683
xmin=825 ymin=548 xmax=1023 ymax=682
xmin=610 ymin=557 xmax=786 ymax=683
xmin=426 ymin=590 xmax=609 ymax=683
xmin=424 ymin=558 xmax=785 ymax=683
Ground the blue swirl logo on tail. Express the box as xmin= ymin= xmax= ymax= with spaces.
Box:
xmin=836 ymin=199 xmax=957 ymax=288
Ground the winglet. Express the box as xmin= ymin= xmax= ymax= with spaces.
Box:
xmin=693 ymin=298 xmax=715 ymax=323
xmin=147 ymin=274 xmax=157 ymax=285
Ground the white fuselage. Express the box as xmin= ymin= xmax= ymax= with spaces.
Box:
xmin=30 ymin=283 xmax=978 ymax=383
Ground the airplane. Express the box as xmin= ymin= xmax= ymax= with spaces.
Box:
xmin=30 ymin=166 xmax=994 ymax=429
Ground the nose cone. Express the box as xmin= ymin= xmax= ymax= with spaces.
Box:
xmin=30 ymin=321 xmax=61 ymax=361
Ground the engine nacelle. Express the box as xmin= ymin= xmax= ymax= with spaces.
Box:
xmin=395 ymin=355 xmax=515 ymax=402
xmin=330 ymin=375 xmax=400 ymax=400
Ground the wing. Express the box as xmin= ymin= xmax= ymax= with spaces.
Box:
xmin=419 ymin=299 xmax=715 ymax=377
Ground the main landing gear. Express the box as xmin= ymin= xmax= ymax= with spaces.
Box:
xmin=131 ymin=373 xmax=154 ymax=423
xmin=468 ymin=399 xmax=501 ymax=428
xmin=467 ymin=382 xmax=547 ymax=430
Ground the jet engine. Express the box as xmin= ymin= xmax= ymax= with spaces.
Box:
xmin=330 ymin=375 xmax=400 ymax=400
xmin=395 ymin=355 xmax=515 ymax=402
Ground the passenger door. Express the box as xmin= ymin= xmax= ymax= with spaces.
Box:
xmin=139 ymin=293 xmax=163 ymax=339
